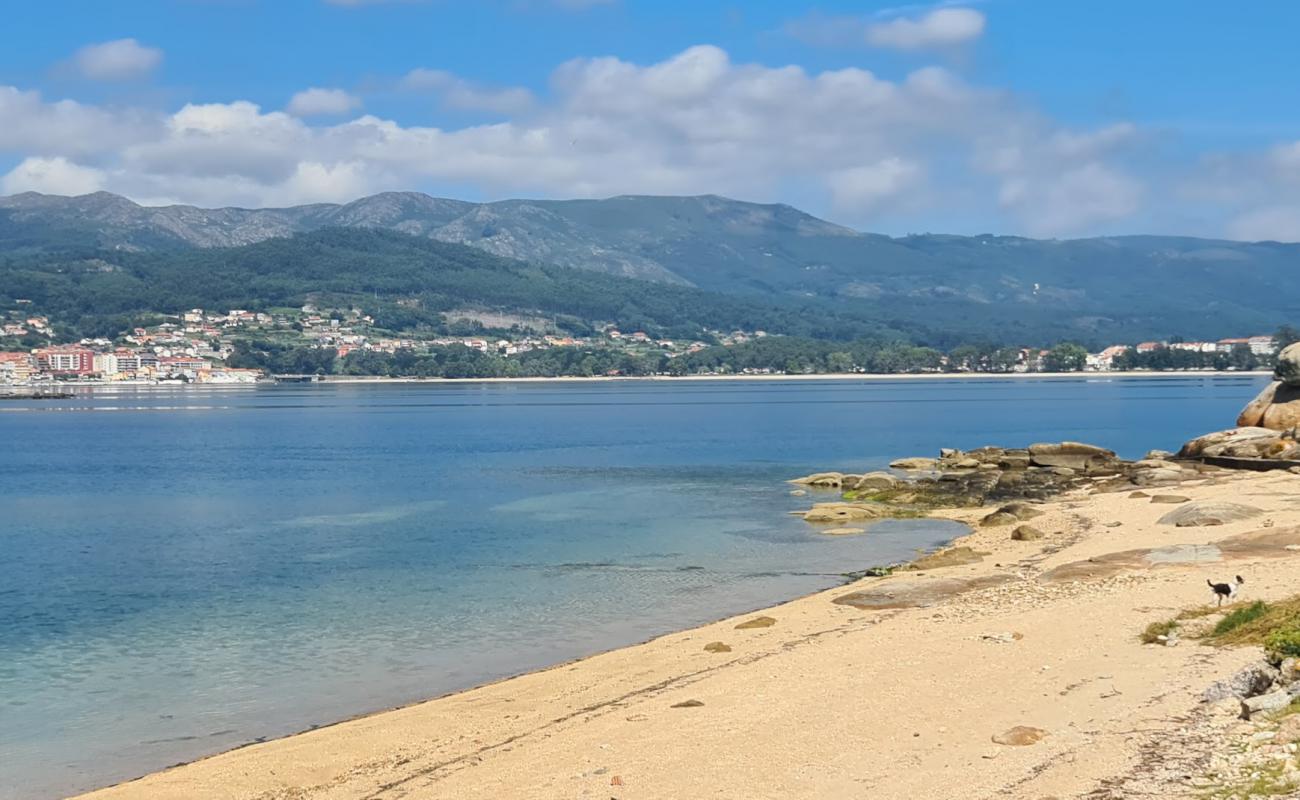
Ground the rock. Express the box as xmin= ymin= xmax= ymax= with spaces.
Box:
xmin=1133 ymin=459 xmax=1180 ymax=470
xmin=1157 ymin=501 xmax=1264 ymax=527
xmin=1281 ymin=657 xmax=1298 ymax=684
xmin=671 ymin=699 xmax=705 ymax=708
xmin=1129 ymin=491 xmax=1150 ymax=498
xmin=1180 ymin=426 xmax=1300 ymax=459
xmin=998 ymin=455 xmax=1031 ymax=470
xmin=1276 ymin=343 xmax=1300 ymax=387
xmin=890 ymin=457 xmax=938 ymax=470
xmin=992 ymin=726 xmax=1048 ymax=746
xmin=953 ymin=457 xmax=981 ymax=469
xmin=1028 ymin=442 xmax=1115 ymax=457
xmin=939 ymin=448 xmax=960 ymax=459
xmin=1242 ymin=689 xmax=1292 ymax=719
xmin=1204 ymin=662 xmax=1279 ymax=703
xmin=847 ymin=471 xmax=900 ymax=492
xmin=1011 ymin=525 xmax=1045 ymax=541
xmin=1232 ymin=382 xmax=1300 ymax=431
xmin=703 ymin=642 xmax=732 ymax=653
xmin=790 ymin=489 xmax=807 ymax=496
xmin=1145 ymin=449 xmax=1175 ymax=460
xmin=1150 ymin=494 xmax=1191 ymax=504
xmin=981 ymin=631 xmax=1024 ymax=643
xmin=819 ymin=527 xmax=867 ymax=536
xmin=980 ymin=511 xmax=1019 ymax=528
xmin=907 ymin=546 xmax=988 ymax=570
xmin=1131 ymin=467 xmax=1185 ymax=486
xmin=997 ymin=502 xmax=1044 ymax=520
xmin=790 ymin=472 xmax=846 ymax=487
xmin=1029 ymin=454 xmax=1092 ymax=471
xmin=1104 ymin=521 xmax=1122 ymax=527
xmin=735 ymin=616 xmax=776 ymax=630
xmin=801 ymin=502 xmax=890 ymax=523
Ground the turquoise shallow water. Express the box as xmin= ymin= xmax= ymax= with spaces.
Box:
xmin=0 ymin=375 xmax=1268 ymax=799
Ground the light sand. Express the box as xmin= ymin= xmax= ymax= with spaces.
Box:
xmin=79 ymin=469 xmax=1300 ymax=800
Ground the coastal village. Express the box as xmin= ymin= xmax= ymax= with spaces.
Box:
xmin=0 ymin=299 xmax=1284 ymax=385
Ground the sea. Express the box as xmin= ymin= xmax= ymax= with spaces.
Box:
xmin=0 ymin=374 xmax=1269 ymax=799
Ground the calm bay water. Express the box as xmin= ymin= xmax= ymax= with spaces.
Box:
xmin=0 ymin=375 xmax=1268 ymax=799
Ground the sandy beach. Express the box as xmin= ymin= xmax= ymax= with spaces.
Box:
xmin=75 ymin=459 xmax=1300 ymax=800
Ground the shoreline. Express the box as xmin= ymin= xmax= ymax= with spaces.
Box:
xmin=4 ymin=368 xmax=1273 ymax=393
xmin=77 ymin=459 xmax=1300 ymax=799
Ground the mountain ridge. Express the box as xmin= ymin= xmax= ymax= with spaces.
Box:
xmin=3 ymin=190 xmax=1298 ymax=344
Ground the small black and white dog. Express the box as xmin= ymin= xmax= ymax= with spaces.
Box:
xmin=1208 ymin=576 xmax=1244 ymax=606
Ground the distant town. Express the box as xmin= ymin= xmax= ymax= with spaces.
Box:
xmin=0 ymin=300 xmax=1286 ymax=386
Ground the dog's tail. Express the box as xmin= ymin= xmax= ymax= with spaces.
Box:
xmin=1207 ymin=579 xmax=1215 ymax=588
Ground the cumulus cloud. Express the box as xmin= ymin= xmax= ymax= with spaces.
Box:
xmin=287 ymin=87 xmax=362 ymax=117
xmin=866 ymin=7 xmax=985 ymax=50
xmin=1185 ymin=141 xmax=1300 ymax=242
xmin=72 ymin=38 xmax=163 ymax=81
xmin=2 ymin=156 xmax=106 ymax=196
xmin=826 ymin=158 xmax=924 ymax=213
xmin=0 ymin=44 xmax=1168 ymax=235
xmin=401 ymin=69 xmax=535 ymax=114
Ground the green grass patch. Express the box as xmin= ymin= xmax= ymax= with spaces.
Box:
xmin=1212 ymin=601 xmax=1270 ymax=637
xmin=1140 ymin=618 xmax=1178 ymax=644
xmin=1201 ymin=596 xmax=1300 ymax=661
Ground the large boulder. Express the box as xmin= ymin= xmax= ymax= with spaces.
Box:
xmin=1275 ymin=342 xmax=1300 ymax=387
xmin=1237 ymin=381 xmax=1300 ymax=430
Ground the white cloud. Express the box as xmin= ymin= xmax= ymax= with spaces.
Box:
xmin=0 ymin=45 xmax=1165 ymax=236
xmin=997 ymin=163 xmax=1143 ymax=237
xmin=827 ymin=158 xmax=924 ymax=213
xmin=72 ymin=39 xmax=163 ymax=81
xmin=2 ymin=157 xmax=107 ymax=196
xmin=401 ymin=69 xmax=535 ymax=115
xmin=866 ymin=8 xmax=985 ymax=50
xmin=287 ymin=88 xmax=362 ymax=117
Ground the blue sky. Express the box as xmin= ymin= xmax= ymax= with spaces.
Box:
xmin=2 ymin=0 xmax=1299 ymax=240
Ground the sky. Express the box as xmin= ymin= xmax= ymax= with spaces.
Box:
xmin=2 ymin=0 xmax=1299 ymax=240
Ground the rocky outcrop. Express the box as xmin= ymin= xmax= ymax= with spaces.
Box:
xmin=1237 ymin=382 xmax=1300 ymax=431
xmin=1179 ymin=427 xmax=1300 ymax=460
xmin=1275 ymin=342 xmax=1300 ymax=386
xmin=789 ymin=471 xmax=901 ymax=492
xmin=1236 ymin=348 xmax=1300 ymax=430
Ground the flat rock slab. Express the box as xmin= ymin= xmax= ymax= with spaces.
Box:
xmin=1041 ymin=527 xmax=1300 ymax=583
xmin=703 ymin=642 xmax=732 ymax=653
xmin=1144 ymin=544 xmax=1224 ymax=564
xmin=819 ymin=527 xmax=867 ymax=536
xmin=734 ymin=616 xmax=776 ymax=630
xmin=992 ymin=726 xmax=1048 ymax=746
xmin=1150 ymin=495 xmax=1192 ymax=504
xmin=1157 ymin=501 xmax=1264 ymax=527
xmin=906 ymin=546 xmax=988 ymax=570
xmin=834 ymin=574 xmax=1016 ymax=610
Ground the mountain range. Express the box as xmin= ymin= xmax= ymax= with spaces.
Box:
xmin=2 ymin=190 xmax=1298 ymax=344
